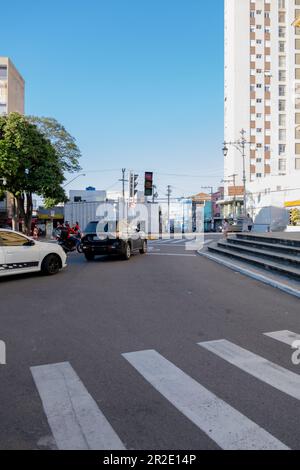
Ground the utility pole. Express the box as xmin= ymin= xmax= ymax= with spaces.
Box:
xmin=119 ymin=168 xmax=128 ymax=200
xmin=119 ymin=168 xmax=128 ymax=221
xmin=166 ymin=185 xmax=172 ymax=232
xmin=223 ymin=129 xmax=251 ymax=218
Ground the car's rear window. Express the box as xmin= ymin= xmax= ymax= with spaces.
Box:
xmin=84 ymin=222 xmax=99 ymax=233
xmin=84 ymin=221 xmax=117 ymax=234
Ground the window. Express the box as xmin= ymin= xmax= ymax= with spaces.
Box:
xmin=0 ymin=103 xmax=6 ymax=115
xmin=0 ymin=66 xmax=7 ymax=79
xmin=279 ymin=42 xmax=285 ymax=53
xmin=278 ymin=159 xmax=286 ymax=172
xmin=279 ymin=27 xmax=286 ymax=38
xmin=278 ymin=0 xmax=285 ymax=8
xmin=279 ymin=85 xmax=286 ymax=96
xmin=296 ymin=54 xmax=300 ymax=65
xmin=296 ymin=113 xmax=300 ymax=125
xmin=279 ymin=129 xmax=286 ymax=140
xmin=279 ymin=70 xmax=286 ymax=81
xmin=279 ymin=100 xmax=286 ymax=111
xmin=296 ymin=39 xmax=300 ymax=50
xmin=295 ymin=126 xmax=300 ymax=139
xmin=279 ymin=56 xmax=286 ymax=67
xmin=0 ymin=232 xmax=30 ymax=247
xmin=279 ymin=144 xmax=286 ymax=154
xmin=279 ymin=12 xmax=285 ymax=23
xmin=296 ymin=158 xmax=300 ymax=170
xmin=296 ymin=143 xmax=300 ymax=154
xmin=296 ymin=69 xmax=300 ymax=80
xmin=279 ymin=114 xmax=286 ymax=126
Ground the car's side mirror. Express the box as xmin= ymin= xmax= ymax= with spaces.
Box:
xmin=24 ymin=240 xmax=35 ymax=247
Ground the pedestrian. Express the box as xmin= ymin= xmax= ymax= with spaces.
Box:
xmin=222 ymin=219 xmax=230 ymax=239
xmin=247 ymin=213 xmax=254 ymax=232
xmin=33 ymin=226 xmax=39 ymax=241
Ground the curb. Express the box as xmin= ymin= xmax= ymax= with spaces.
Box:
xmin=198 ymin=250 xmax=300 ymax=300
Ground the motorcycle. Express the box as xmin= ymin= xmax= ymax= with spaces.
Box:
xmin=55 ymin=229 xmax=83 ymax=254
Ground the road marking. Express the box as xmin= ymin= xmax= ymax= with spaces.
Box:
xmin=31 ymin=362 xmax=125 ymax=450
xmin=147 ymin=253 xmax=197 ymax=257
xmin=122 ymin=350 xmax=288 ymax=450
xmin=199 ymin=340 xmax=300 ymax=401
xmin=264 ymin=330 xmax=300 ymax=346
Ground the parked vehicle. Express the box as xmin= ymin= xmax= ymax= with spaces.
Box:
xmin=0 ymin=229 xmax=67 ymax=277
xmin=81 ymin=221 xmax=147 ymax=261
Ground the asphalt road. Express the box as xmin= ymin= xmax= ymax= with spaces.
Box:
xmin=0 ymin=235 xmax=300 ymax=450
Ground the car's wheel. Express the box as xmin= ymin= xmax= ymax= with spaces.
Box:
xmin=139 ymin=240 xmax=147 ymax=254
xmin=122 ymin=242 xmax=131 ymax=260
xmin=41 ymin=254 xmax=61 ymax=275
xmin=85 ymin=253 xmax=95 ymax=261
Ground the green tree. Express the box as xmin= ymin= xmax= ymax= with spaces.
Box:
xmin=0 ymin=113 xmax=81 ymax=234
xmin=28 ymin=116 xmax=81 ymax=173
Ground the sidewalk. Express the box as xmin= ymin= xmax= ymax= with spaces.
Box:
xmin=199 ymin=236 xmax=300 ymax=299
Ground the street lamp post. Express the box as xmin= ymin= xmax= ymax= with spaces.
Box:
xmin=222 ymin=129 xmax=251 ymax=217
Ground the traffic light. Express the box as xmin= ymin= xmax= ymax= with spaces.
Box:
xmin=144 ymin=172 xmax=153 ymax=197
xmin=130 ymin=173 xmax=139 ymax=198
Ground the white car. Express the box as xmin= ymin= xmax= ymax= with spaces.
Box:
xmin=0 ymin=229 xmax=67 ymax=277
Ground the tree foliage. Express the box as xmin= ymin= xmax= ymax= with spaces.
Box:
xmin=28 ymin=116 xmax=81 ymax=173
xmin=0 ymin=113 xmax=81 ymax=233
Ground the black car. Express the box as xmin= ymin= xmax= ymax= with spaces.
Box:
xmin=81 ymin=220 xmax=147 ymax=261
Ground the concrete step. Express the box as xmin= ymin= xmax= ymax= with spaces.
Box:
xmin=227 ymin=237 xmax=300 ymax=257
xmin=208 ymin=243 xmax=300 ymax=281
xmin=235 ymin=233 xmax=300 ymax=248
xmin=219 ymin=240 xmax=300 ymax=268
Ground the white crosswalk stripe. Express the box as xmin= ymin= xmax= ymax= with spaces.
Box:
xmin=122 ymin=349 xmax=288 ymax=450
xmin=199 ymin=339 xmax=300 ymax=401
xmin=264 ymin=330 xmax=300 ymax=346
xmin=31 ymin=362 xmax=125 ymax=450
xmin=150 ymin=238 xmax=192 ymax=245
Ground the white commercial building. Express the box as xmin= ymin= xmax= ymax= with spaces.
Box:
xmin=224 ymin=0 xmax=300 ymax=230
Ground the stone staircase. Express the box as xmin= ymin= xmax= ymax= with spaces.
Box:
xmin=208 ymin=233 xmax=300 ymax=281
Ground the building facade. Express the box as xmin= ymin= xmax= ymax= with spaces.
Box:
xmin=0 ymin=57 xmax=25 ymax=226
xmin=0 ymin=57 xmax=24 ymax=115
xmin=224 ymin=0 xmax=300 ymax=229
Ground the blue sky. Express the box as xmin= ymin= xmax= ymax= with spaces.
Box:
xmin=2 ymin=0 xmax=224 ymax=197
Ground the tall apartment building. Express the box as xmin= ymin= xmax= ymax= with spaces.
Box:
xmin=0 ymin=57 xmax=25 ymax=225
xmin=224 ymin=0 xmax=300 ymax=227
xmin=0 ymin=57 xmax=24 ymax=115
